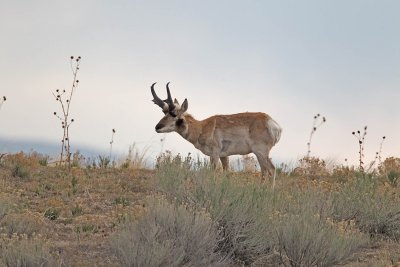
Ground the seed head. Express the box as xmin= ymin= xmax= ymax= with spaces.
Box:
xmin=112 ymin=129 xmax=116 ymax=133
xmin=352 ymin=132 xmax=355 ymax=135
xmin=70 ymin=56 xmax=74 ymax=59
xmin=53 ymin=112 xmax=56 ymax=115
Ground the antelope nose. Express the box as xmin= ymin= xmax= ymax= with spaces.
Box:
xmin=155 ymin=123 xmax=164 ymax=132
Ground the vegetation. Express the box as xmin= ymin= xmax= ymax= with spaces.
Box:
xmin=109 ymin=128 xmax=116 ymax=160
xmin=1 ymin=239 xmax=54 ymax=267
xmin=0 ymin=142 xmax=399 ymax=265
xmin=52 ymin=56 xmax=82 ymax=167
xmin=140 ymin=154 xmax=371 ymax=266
xmin=0 ymin=96 xmax=6 ymax=110
xmin=352 ymin=126 xmax=368 ymax=172
xmin=306 ymin=113 xmax=326 ymax=157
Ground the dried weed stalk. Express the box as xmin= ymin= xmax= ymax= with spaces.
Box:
xmin=376 ymin=136 xmax=386 ymax=165
xmin=0 ymin=96 xmax=6 ymax=110
xmin=109 ymin=128 xmax=116 ymax=159
xmin=125 ymin=143 xmax=150 ymax=169
xmin=352 ymin=126 xmax=367 ymax=172
xmin=367 ymin=136 xmax=387 ymax=172
xmin=0 ymin=96 xmax=7 ymax=161
xmin=52 ymin=56 xmax=81 ymax=167
xmin=306 ymin=113 xmax=326 ymax=157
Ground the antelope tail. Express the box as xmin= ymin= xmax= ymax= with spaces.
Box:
xmin=267 ymin=118 xmax=282 ymax=146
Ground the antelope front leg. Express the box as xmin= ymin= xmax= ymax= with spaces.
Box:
xmin=210 ymin=156 xmax=219 ymax=170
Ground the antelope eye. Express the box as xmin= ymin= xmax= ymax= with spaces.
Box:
xmin=169 ymin=112 xmax=177 ymax=117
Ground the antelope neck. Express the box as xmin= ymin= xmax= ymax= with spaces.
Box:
xmin=178 ymin=114 xmax=201 ymax=143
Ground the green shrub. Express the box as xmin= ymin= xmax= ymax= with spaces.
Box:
xmin=11 ymin=164 xmax=30 ymax=179
xmin=154 ymin=152 xmax=195 ymax=196
xmin=154 ymin=154 xmax=367 ymax=265
xmin=75 ymin=224 xmax=97 ymax=233
xmin=44 ymin=208 xmax=60 ymax=221
xmin=71 ymin=175 xmax=78 ymax=195
xmin=275 ymin=211 xmax=367 ymax=267
xmin=97 ymin=155 xmax=111 ymax=168
xmin=1 ymin=239 xmax=55 ymax=267
xmin=71 ymin=204 xmax=83 ymax=217
xmin=111 ymin=200 xmax=229 ymax=267
xmin=387 ymin=170 xmax=400 ymax=186
xmin=38 ymin=156 xmax=49 ymax=166
xmin=114 ymin=197 xmax=130 ymax=206
xmin=0 ymin=198 xmax=11 ymax=220
xmin=1 ymin=214 xmax=42 ymax=237
xmin=332 ymin=177 xmax=400 ymax=241
xmin=378 ymin=157 xmax=400 ymax=186
xmin=195 ymin=176 xmax=277 ymax=264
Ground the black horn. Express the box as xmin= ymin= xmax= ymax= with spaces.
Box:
xmin=166 ymin=82 xmax=176 ymax=113
xmin=151 ymin=82 xmax=168 ymax=113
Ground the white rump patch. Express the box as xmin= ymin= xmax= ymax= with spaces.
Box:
xmin=267 ymin=118 xmax=282 ymax=146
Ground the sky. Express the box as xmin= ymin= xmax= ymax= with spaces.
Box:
xmin=0 ymin=0 xmax=399 ymax=165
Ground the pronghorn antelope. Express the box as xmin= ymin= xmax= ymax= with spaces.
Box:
xmin=151 ymin=82 xmax=282 ymax=178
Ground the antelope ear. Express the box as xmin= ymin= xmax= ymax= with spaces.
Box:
xmin=180 ymin=98 xmax=188 ymax=114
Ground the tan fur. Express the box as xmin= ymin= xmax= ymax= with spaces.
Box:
xmin=155 ymin=111 xmax=282 ymax=178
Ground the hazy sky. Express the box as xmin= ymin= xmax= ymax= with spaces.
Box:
xmin=1 ymin=0 xmax=399 ymax=165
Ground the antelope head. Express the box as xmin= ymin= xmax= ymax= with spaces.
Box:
xmin=151 ymin=82 xmax=188 ymax=133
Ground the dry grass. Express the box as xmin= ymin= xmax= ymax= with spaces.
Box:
xmin=0 ymin=153 xmax=152 ymax=266
xmin=0 ymin=152 xmax=399 ymax=266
